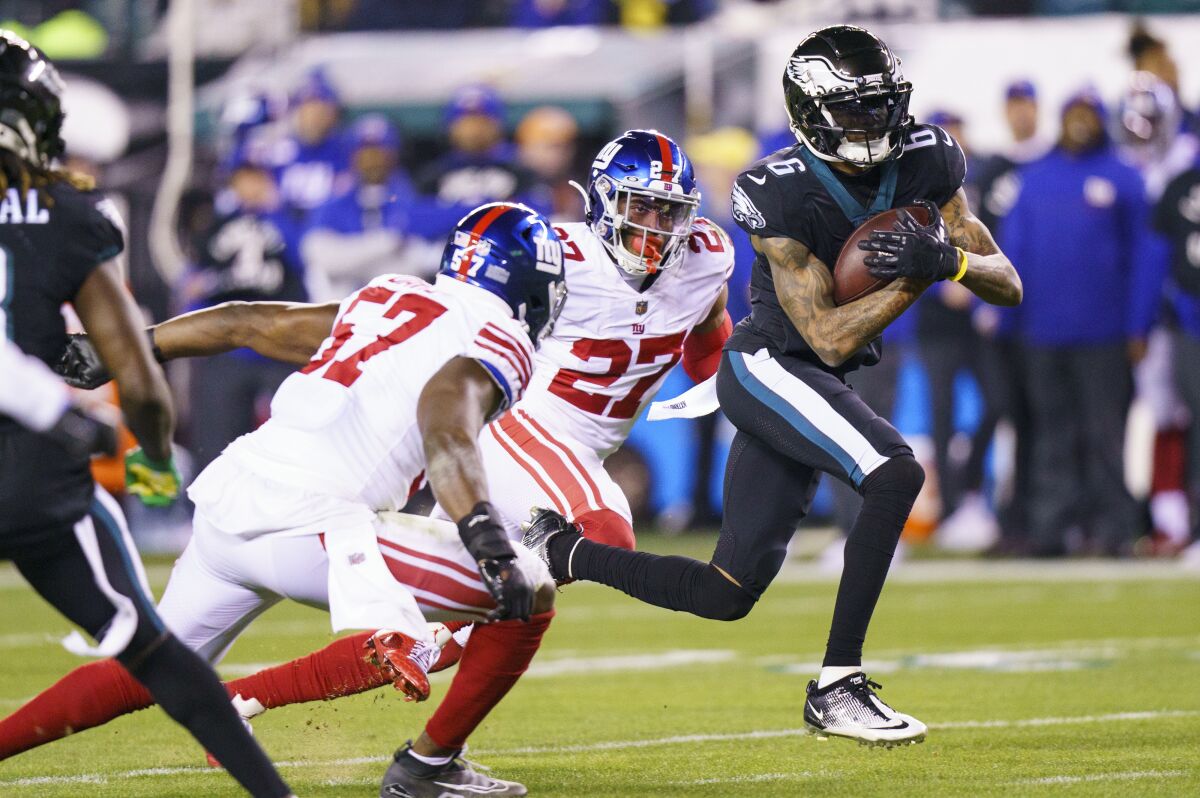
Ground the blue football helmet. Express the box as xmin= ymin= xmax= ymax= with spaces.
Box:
xmin=439 ymin=202 xmax=567 ymax=346
xmin=578 ymin=129 xmax=700 ymax=276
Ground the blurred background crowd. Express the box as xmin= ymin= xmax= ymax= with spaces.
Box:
xmin=14 ymin=0 xmax=1200 ymax=564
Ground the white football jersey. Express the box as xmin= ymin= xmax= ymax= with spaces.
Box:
xmin=515 ymin=218 xmax=733 ymax=457
xmin=201 ymin=273 xmax=533 ymax=513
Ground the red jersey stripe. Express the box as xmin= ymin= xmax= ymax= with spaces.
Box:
xmin=515 ymin=409 xmax=604 ymax=507
xmin=479 ymin=328 xmax=531 ymax=384
xmin=498 ymin=412 xmax=597 ymax=515
xmin=380 ymin=550 xmax=492 ymax=607
xmin=489 ymin=421 xmax=570 ymax=515
xmin=475 ymin=338 xmax=526 ymax=390
xmin=483 ymin=323 xmax=533 ymax=379
xmin=378 ymin=537 xmax=481 ymax=583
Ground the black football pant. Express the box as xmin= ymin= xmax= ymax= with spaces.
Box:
xmin=560 ymin=349 xmax=924 ymax=666
xmin=3 ymin=488 xmax=291 ymax=797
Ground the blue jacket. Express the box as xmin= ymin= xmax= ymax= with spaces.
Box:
xmin=1000 ymin=146 xmax=1158 ymax=347
xmin=309 ymin=173 xmax=473 ymax=244
xmin=273 ymin=133 xmax=353 ymax=215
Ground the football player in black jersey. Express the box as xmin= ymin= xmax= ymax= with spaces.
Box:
xmin=524 ymin=25 xmax=1021 ymax=746
xmin=0 ymin=32 xmax=293 ymax=796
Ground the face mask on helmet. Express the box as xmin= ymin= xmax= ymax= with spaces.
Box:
xmin=585 ymin=176 xmax=699 ymax=276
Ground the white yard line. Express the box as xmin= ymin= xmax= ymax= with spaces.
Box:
xmin=2 ymin=710 xmax=1196 ymax=789
xmin=1012 ymin=769 xmax=1186 ymax=785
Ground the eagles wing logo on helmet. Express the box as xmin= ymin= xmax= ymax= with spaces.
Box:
xmin=731 ymin=183 xmax=766 ymax=230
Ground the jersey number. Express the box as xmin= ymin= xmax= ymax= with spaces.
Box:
xmin=548 ymin=333 xmax=685 ymax=420
xmin=302 ymin=287 xmax=447 ymax=387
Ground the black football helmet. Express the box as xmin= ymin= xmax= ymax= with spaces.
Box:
xmin=0 ymin=30 xmax=66 ymax=167
xmin=783 ymin=25 xmax=913 ymax=166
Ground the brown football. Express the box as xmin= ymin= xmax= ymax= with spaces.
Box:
xmin=832 ymin=205 xmax=932 ymax=306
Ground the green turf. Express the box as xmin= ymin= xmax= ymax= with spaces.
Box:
xmin=0 ymin=536 xmax=1198 ymax=797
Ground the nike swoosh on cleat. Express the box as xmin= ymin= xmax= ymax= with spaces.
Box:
xmin=810 ymin=706 xmax=824 ymax=721
xmin=876 ymin=720 xmax=910 ymax=730
xmin=433 ymin=781 xmax=510 ymax=794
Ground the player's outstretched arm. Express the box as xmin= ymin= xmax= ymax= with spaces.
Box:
xmin=73 ymin=259 xmax=174 ymax=463
xmin=152 ymin=301 xmax=338 ymax=364
xmin=759 ymin=236 xmax=927 ymax=368
xmin=418 ymin=357 xmax=536 ymax=622
xmin=940 ymin=189 xmax=1022 ymax=306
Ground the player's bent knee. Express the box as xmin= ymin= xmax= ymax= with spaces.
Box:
xmin=575 ymin=509 xmax=635 ymax=550
xmin=532 ymin=581 xmax=556 ymax=614
xmin=694 ymin=567 xmax=758 ymax=622
xmin=864 ymin=454 xmax=925 ymax=499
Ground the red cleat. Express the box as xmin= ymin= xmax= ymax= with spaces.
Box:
xmin=363 ymin=630 xmax=437 ymax=702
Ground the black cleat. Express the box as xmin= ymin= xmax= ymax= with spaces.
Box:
xmin=803 ymin=673 xmax=926 ymax=748
xmin=380 ymin=742 xmax=527 ymax=797
xmin=520 ymin=507 xmax=581 ymax=583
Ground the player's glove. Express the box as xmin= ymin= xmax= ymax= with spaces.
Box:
xmin=56 ymin=334 xmax=111 ymax=389
xmin=57 ymin=331 xmax=165 ymax=390
xmin=45 ymin=405 xmax=119 ymax=460
xmin=457 ymin=501 xmax=535 ymax=622
xmin=856 ymin=199 xmax=965 ymax=282
xmin=125 ymin=447 xmax=182 ymax=507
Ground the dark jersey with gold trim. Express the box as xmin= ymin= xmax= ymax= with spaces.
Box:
xmin=727 ymin=124 xmax=966 ymax=373
xmin=1 ymin=181 xmax=124 ymax=535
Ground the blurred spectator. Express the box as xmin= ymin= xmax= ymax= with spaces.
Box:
xmin=303 ymin=114 xmax=461 ymax=301
xmin=511 ymin=0 xmax=609 ymax=26
xmin=416 ymin=85 xmax=551 ymax=214
xmin=1001 ymin=88 xmax=1155 ymax=557
xmin=1114 ymin=72 xmax=1199 ymax=554
xmin=516 ymin=105 xmax=584 ymax=220
xmin=178 ymin=141 xmax=306 ymax=473
xmin=272 ymin=69 xmax=352 ymax=221
xmin=973 ymin=79 xmax=1045 ymax=553
xmin=1126 ymin=20 xmax=1196 ymax=133
xmin=915 ymin=110 xmax=998 ymax=550
xmin=1152 ymin=159 xmax=1200 ymax=559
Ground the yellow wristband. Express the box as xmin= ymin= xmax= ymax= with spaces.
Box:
xmin=949 ymin=248 xmax=968 ymax=282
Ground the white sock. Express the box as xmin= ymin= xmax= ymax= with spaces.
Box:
xmin=818 ymin=666 xmax=861 ymax=689
xmin=407 ymin=748 xmax=454 ymax=767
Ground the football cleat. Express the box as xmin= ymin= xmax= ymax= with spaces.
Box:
xmin=364 ymin=630 xmax=438 ymax=702
xmin=519 ymin=507 xmax=582 ymax=583
xmin=803 ymin=672 xmax=926 ymax=748
xmin=380 ymin=741 xmax=527 ymax=797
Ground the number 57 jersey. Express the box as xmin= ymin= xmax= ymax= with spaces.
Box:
xmin=479 ymin=219 xmax=732 ymax=536
xmin=190 ymin=273 xmax=534 ymax=532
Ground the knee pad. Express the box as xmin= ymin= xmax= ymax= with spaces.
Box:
xmin=863 ymin=454 xmax=925 ymax=500
xmin=575 ymin=509 xmax=635 ymax=551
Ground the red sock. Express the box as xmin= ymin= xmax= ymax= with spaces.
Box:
xmin=424 ymin=610 xmax=554 ymax=749
xmin=225 ymin=632 xmax=391 ymax=709
xmin=0 ymin=659 xmax=152 ymax=759
xmin=576 ymin=509 xmax=635 ymax=550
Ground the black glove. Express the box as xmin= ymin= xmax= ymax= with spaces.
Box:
xmin=45 ymin=405 xmax=118 ymax=459
xmin=856 ymin=200 xmax=963 ymax=282
xmin=457 ymin=502 xmax=534 ymax=622
xmin=57 ymin=330 xmax=165 ymax=390
xmin=56 ymin=334 xmax=111 ymax=389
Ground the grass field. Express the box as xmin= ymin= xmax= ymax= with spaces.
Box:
xmin=1 ymin=533 xmax=1198 ymax=797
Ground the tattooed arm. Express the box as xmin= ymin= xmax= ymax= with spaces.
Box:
xmin=758 ymin=235 xmax=928 ymax=368
xmin=940 ymin=189 xmax=1022 ymax=306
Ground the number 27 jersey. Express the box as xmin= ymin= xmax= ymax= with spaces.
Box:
xmin=515 ymin=220 xmax=733 ymax=458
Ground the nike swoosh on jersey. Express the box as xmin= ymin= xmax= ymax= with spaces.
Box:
xmin=746 ymin=173 xmax=767 ymax=185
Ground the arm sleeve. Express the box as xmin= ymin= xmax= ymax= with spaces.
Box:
xmin=0 ymin=339 xmax=70 ymax=431
xmin=465 ymin=319 xmax=534 ymax=416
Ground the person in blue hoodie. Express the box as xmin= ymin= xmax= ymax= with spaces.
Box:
xmin=416 ymin=85 xmax=551 ymax=215
xmin=272 ymin=69 xmax=352 ymax=224
xmin=178 ymin=140 xmax=307 ymax=474
xmin=1001 ymin=88 xmax=1157 ymax=557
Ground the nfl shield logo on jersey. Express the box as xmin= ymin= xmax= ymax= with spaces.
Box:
xmin=635 ymin=300 xmax=648 ymax=315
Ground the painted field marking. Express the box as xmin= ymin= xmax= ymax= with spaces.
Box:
xmin=1011 ymin=769 xmax=1186 ymax=786
xmin=2 ymin=710 xmax=1196 ymax=789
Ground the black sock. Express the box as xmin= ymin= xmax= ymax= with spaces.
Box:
xmin=552 ymin=535 xmax=757 ymax=621
xmin=824 ymin=456 xmax=924 ymax=666
xmin=126 ymin=635 xmax=291 ymax=798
